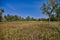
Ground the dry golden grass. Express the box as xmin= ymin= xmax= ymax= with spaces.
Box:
xmin=0 ymin=21 xmax=60 ymax=28
xmin=0 ymin=21 xmax=60 ymax=40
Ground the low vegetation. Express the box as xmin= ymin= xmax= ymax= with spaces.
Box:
xmin=0 ymin=21 xmax=60 ymax=40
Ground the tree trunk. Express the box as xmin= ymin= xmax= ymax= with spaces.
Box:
xmin=49 ymin=15 xmax=51 ymax=22
xmin=0 ymin=13 xmax=2 ymax=22
xmin=49 ymin=17 xmax=50 ymax=22
xmin=0 ymin=16 xmax=2 ymax=22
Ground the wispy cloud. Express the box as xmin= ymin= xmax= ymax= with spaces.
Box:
xmin=6 ymin=4 xmax=21 ymax=15
xmin=6 ymin=4 xmax=16 ymax=11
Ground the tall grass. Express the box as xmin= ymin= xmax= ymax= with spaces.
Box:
xmin=0 ymin=21 xmax=60 ymax=40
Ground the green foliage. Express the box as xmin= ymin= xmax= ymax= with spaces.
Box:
xmin=26 ymin=16 xmax=31 ymax=21
xmin=4 ymin=14 xmax=37 ymax=21
xmin=4 ymin=14 xmax=20 ymax=21
xmin=4 ymin=14 xmax=13 ymax=21
xmin=42 ymin=0 xmax=58 ymax=22
xmin=31 ymin=17 xmax=36 ymax=21
xmin=18 ymin=16 xmax=23 ymax=21
xmin=38 ymin=18 xmax=48 ymax=21
xmin=56 ymin=7 xmax=60 ymax=21
xmin=3 ymin=13 xmax=60 ymax=21
xmin=13 ymin=15 xmax=19 ymax=21
xmin=50 ymin=14 xmax=57 ymax=21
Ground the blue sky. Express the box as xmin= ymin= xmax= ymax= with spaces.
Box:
xmin=0 ymin=0 xmax=48 ymax=18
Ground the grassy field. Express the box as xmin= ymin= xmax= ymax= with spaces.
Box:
xmin=0 ymin=21 xmax=60 ymax=40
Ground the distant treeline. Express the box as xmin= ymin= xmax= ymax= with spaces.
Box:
xmin=2 ymin=14 xmax=48 ymax=21
xmin=1 ymin=14 xmax=60 ymax=22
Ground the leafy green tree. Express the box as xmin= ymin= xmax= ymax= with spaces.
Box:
xmin=30 ymin=17 xmax=36 ymax=21
xmin=26 ymin=16 xmax=31 ymax=21
xmin=18 ymin=16 xmax=25 ymax=21
xmin=21 ymin=17 xmax=25 ymax=21
xmin=0 ymin=8 xmax=4 ymax=22
xmin=18 ymin=16 xmax=22 ymax=21
xmin=50 ymin=14 xmax=56 ymax=21
xmin=4 ymin=14 xmax=12 ymax=21
xmin=42 ymin=0 xmax=58 ymax=22
xmin=56 ymin=7 xmax=60 ymax=21
xmin=4 ymin=14 xmax=19 ymax=21
xmin=13 ymin=15 xmax=19 ymax=21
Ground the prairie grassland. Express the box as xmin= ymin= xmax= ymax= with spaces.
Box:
xmin=0 ymin=21 xmax=60 ymax=40
xmin=0 ymin=21 xmax=60 ymax=28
